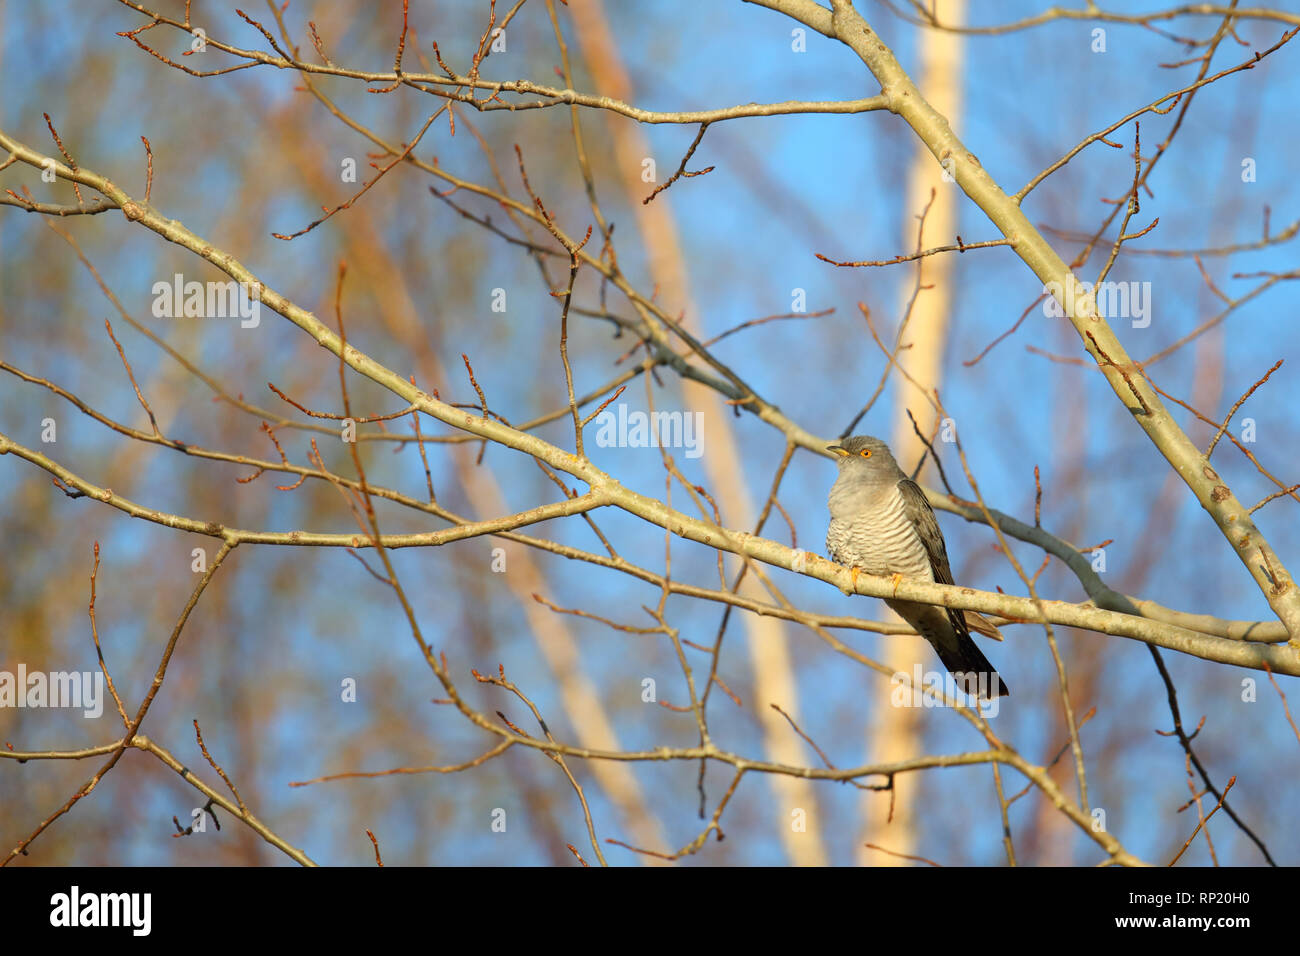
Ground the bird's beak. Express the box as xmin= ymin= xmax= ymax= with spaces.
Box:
xmin=827 ymin=445 xmax=847 ymax=456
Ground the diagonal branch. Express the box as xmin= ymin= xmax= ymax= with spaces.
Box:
xmin=745 ymin=0 xmax=1300 ymax=638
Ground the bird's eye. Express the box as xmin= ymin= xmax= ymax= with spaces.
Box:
xmin=860 ymin=449 xmax=872 ymax=458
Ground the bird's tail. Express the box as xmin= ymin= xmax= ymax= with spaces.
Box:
xmin=934 ymin=633 xmax=1010 ymax=698
xmin=963 ymin=610 xmax=1004 ymax=641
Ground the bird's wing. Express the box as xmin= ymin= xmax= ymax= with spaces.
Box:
xmin=897 ymin=479 xmax=955 ymax=584
xmin=896 ymin=478 xmax=970 ymax=637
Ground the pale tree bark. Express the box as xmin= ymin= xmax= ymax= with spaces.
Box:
xmin=859 ymin=0 xmax=967 ymax=867
xmin=568 ymin=0 xmax=828 ymax=865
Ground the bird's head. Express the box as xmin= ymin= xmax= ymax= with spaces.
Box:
xmin=826 ymin=435 xmax=899 ymax=477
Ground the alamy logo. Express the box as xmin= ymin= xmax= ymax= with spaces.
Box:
xmin=49 ymin=886 xmax=151 ymax=936
xmin=0 ymin=665 xmax=104 ymax=718
xmin=151 ymin=273 xmax=261 ymax=328
xmin=1043 ymin=277 xmax=1151 ymax=328
xmin=890 ymin=664 xmax=1000 ymax=717
xmin=593 ymin=404 xmax=704 ymax=459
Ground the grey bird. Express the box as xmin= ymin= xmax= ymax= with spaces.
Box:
xmin=826 ymin=435 xmax=1009 ymax=698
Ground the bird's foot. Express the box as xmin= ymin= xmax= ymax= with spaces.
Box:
xmin=839 ymin=565 xmax=863 ymax=596
xmin=890 ymin=572 xmax=905 ymax=596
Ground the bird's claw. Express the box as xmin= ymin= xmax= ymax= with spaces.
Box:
xmin=890 ymin=572 xmax=905 ymax=596
xmin=849 ymin=566 xmax=862 ymax=594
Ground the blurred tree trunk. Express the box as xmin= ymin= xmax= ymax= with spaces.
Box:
xmin=860 ymin=0 xmax=967 ymax=867
xmin=569 ymin=0 xmax=827 ymax=865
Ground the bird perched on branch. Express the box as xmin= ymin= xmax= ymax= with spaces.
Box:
xmin=826 ymin=435 xmax=1008 ymax=698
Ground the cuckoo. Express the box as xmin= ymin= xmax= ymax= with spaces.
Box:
xmin=826 ymin=435 xmax=1009 ymax=698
